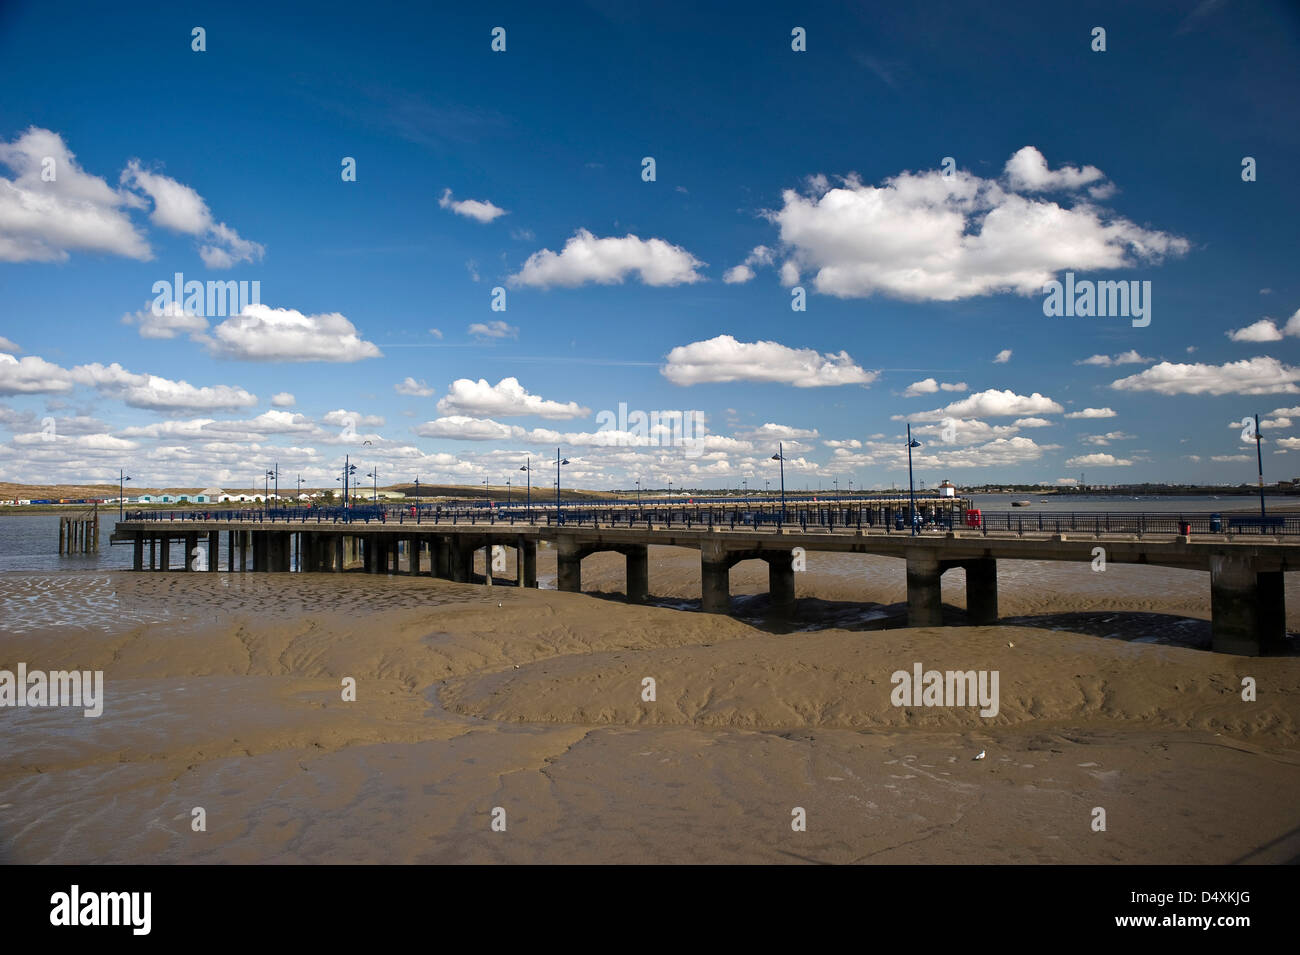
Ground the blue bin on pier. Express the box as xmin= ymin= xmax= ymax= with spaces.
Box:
xmin=1210 ymin=513 xmax=1222 ymax=533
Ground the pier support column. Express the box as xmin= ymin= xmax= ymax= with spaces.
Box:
xmin=160 ymin=537 xmax=171 ymax=572
xmin=767 ymin=552 xmax=796 ymax=617
xmin=184 ymin=533 xmax=198 ymax=571
xmin=227 ymin=531 xmax=235 ymax=571
xmin=556 ymin=539 xmax=582 ymax=593
xmin=132 ymin=533 xmax=143 ymax=571
xmin=484 ymin=541 xmax=494 ymax=586
xmin=626 ymin=544 xmax=649 ymax=603
xmin=906 ymin=551 xmax=943 ymax=628
xmin=521 ymin=539 xmax=537 ymax=588
xmin=700 ymin=540 xmax=731 ymax=614
xmin=408 ymin=537 xmax=421 ymax=575
xmin=964 ymin=558 xmax=998 ymax=625
xmin=362 ymin=536 xmax=375 ymax=574
xmin=149 ymin=536 xmax=156 ymax=571
xmin=1211 ymin=555 xmax=1286 ymax=655
xmin=433 ymin=537 xmax=451 ymax=579
xmin=208 ymin=531 xmax=219 ymax=571
xmin=239 ymin=532 xmax=249 ymax=571
xmin=449 ymin=541 xmax=471 ymax=583
xmin=252 ymin=533 xmax=266 ymax=572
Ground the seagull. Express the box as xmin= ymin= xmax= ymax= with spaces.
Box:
xmin=974 ymin=750 xmax=986 ymax=760
xmin=1007 ymin=642 xmax=1014 ymax=648
xmin=362 ymin=440 xmax=373 ymax=446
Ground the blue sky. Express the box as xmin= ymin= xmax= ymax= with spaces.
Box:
xmin=1 ymin=0 xmax=1298 ymax=493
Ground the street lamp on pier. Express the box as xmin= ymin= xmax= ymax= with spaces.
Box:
xmin=519 ymin=458 xmax=533 ymax=509
xmin=907 ymin=425 xmax=922 ymax=536
xmin=555 ymin=448 xmax=570 ymax=523
xmin=771 ymin=444 xmax=787 ymax=520
xmin=119 ymin=469 xmax=131 ymax=521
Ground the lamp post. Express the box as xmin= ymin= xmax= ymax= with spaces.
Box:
xmin=506 ymin=477 xmax=511 ymax=504
xmin=1255 ymin=412 xmax=1266 ymax=517
xmin=519 ymin=458 xmax=532 ymax=509
xmin=771 ymin=444 xmax=787 ymax=521
xmin=907 ymin=425 xmax=922 ymax=536
xmin=264 ymin=469 xmax=272 ymax=516
xmin=833 ymin=477 xmax=839 ymax=497
xmin=119 ymin=469 xmax=131 ymax=521
xmin=296 ymin=473 xmax=302 ymax=507
xmin=555 ymin=447 xmax=569 ymax=523
xmin=413 ymin=475 xmax=420 ymax=523
xmin=342 ymin=456 xmax=357 ymax=519
xmin=636 ymin=478 xmax=641 ymax=508
xmin=367 ymin=468 xmax=378 ymax=503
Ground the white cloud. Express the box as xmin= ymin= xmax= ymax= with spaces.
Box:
xmin=1111 ymin=357 xmax=1300 ymax=396
xmin=414 ymin=416 xmax=518 ymax=441
xmin=1003 ymin=146 xmax=1107 ymax=193
xmin=1226 ymin=309 xmax=1300 ymax=343
xmin=467 ymin=320 xmax=518 ymax=340
xmin=121 ymin=160 xmax=263 ymax=268
xmin=722 ymin=245 xmax=774 ymax=284
xmin=993 ymin=349 xmax=1012 ymax=363
xmin=72 ymin=362 xmax=258 ymax=411
xmin=904 ymin=388 xmax=1063 ymax=422
xmin=121 ymin=300 xmax=208 ymax=339
xmin=0 ymin=353 xmax=76 ymax=395
xmin=1081 ymin=431 xmax=1136 ymax=446
xmin=429 ymin=328 xmax=444 ymax=339
xmin=662 ymin=335 xmax=876 ymax=388
xmin=1064 ymin=407 xmax=1117 ymax=419
xmin=509 ymin=228 xmax=705 ymax=288
xmin=1064 ymin=453 xmax=1133 ymax=467
xmin=436 ymin=377 xmax=589 ymax=419
xmin=0 ymin=127 xmax=151 ymax=263
xmin=438 ymin=188 xmax=507 ymax=223
xmin=322 ymin=409 xmax=384 ymax=428
xmin=0 ymin=336 xmax=18 ymax=354
xmin=270 ymin=392 xmax=295 ymax=407
xmin=766 ymin=152 xmax=1187 ymax=301
xmin=904 ymin=377 xmax=966 ymax=396
xmin=1210 ymin=454 xmax=1252 ymax=462
xmin=1076 ymin=350 xmax=1152 ymax=366
xmin=206 ymin=304 xmax=382 ymax=362
xmin=1012 ymin=417 xmax=1053 ymax=428
xmin=395 ymin=377 xmax=435 ymax=397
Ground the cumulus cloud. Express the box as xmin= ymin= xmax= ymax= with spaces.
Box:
xmin=1111 ymin=357 xmax=1300 ymax=396
xmin=1226 ymin=310 xmax=1300 ymax=343
xmin=661 ymin=335 xmax=876 ymax=388
xmin=993 ymin=349 xmax=1013 ymax=363
xmin=414 ymin=415 xmax=517 ymax=441
xmin=270 ymin=392 xmax=295 ymax=407
xmin=1064 ymin=452 xmax=1133 ymax=467
xmin=509 ymin=229 xmax=705 ymax=288
xmin=438 ymin=188 xmax=507 ymax=223
xmin=1064 ymin=407 xmax=1117 ymax=419
xmin=765 ymin=151 xmax=1187 ymax=302
xmin=1076 ymin=350 xmax=1152 ymax=366
xmin=206 ymin=304 xmax=381 ymax=362
xmin=1003 ymin=146 xmax=1107 ymax=193
xmin=1081 ymin=431 xmax=1136 ymax=446
xmin=467 ymin=320 xmax=518 ymax=340
xmin=121 ymin=160 xmax=263 ymax=268
xmin=0 ymin=336 xmax=18 ymax=354
xmin=903 ymin=388 xmax=1063 ymax=422
xmin=722 ymin=245 xmax=774 ymax=284
xmin=436 ymin=377 xmax=589 ymax=419
xmin=0 ymin=127 xmax=151 ymax=263
xmin=903 ymin=377 xmax=967 ymax=396
xmin=121 ymin=300 xmax=208 ymax=339
xmin=395 ymin=377 xmax=435 ymax=397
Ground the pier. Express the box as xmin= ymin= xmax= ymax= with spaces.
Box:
xmin=109 ymin=499 xmax=1299 ymax=656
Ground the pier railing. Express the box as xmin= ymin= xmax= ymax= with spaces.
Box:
xmin=113 ymin=504 xmax=1300 ymax=537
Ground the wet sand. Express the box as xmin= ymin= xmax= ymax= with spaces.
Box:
xmin=0 ymin=545 xmax=1297 ymax=864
